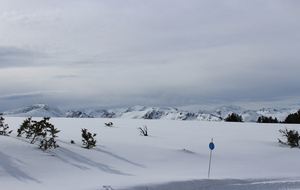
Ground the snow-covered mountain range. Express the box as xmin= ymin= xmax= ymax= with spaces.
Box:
xmin=1 ymin=103 xmax=299 ymax=122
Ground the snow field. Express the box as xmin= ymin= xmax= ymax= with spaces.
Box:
xmin=1 ymin=117 xmax=300 ymax=190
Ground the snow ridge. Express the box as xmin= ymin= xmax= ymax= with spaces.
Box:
xmin=1 ymin=103 xmax=299 ymax=122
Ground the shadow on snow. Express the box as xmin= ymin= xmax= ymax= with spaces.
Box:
xmin=53 ymin=147 xmax=133 ymax=176
xmin=0 ymin=151 xmax=42 ymax=183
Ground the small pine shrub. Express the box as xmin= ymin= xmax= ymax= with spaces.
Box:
xmin=138 ymin=125 xmax=148 ymax=136
xmin=39 ymin=137 xmax=59 ymax=151
xmin=17 ymin=117 xmax=34 ymax=138
xmin=17 ymin=117 xmax=60 ymax=151
xmin=278 ymin=128 xmax=300 ymax=148
xmin=39 ymin=121 xmax=60 ymax=151
xmin=30 ymin=117 xmax=49 ymax=144
xmin=105 ymin=122 xmax=113 ymax=127
xmin=0 ymin=117 xmax=13 ymax=136
xmin=81 ymin=128 xmax=97 ymax=149
xmin=224 ymin=113 xmax=243 ymax=122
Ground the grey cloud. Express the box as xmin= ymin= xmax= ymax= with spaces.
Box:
xmin=0 ymin=91 xmax=61 ymax=100
xmin=0 ymin=46 xmax=47 ymax=68
xmin=51 ymin=74 xmax=82 ymax=79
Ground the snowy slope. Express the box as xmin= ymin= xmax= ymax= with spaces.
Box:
xmin=1 ymin=117 xmax=300 ymax=190
xmin=1 ymin=104 xmax=299 ymax=122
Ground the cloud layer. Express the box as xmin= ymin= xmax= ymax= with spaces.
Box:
xmin=1 ymin=0 xmax=300 ymax=111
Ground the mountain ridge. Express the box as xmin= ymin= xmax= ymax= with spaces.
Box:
xmin=1 ymin=103 xmax=299 ymax=122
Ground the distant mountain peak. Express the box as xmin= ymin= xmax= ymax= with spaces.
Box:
xmin=125 ymin=105 xmax=148 ymax=112
xmin=2 ymin=103 xmax=63 ymax=117
xmin=214 ymin=105 xmax=245 ymax=111
xmin=1 ymin=103 xmax=299 ymax=123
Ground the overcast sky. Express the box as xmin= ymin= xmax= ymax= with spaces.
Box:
xmin=0 ymin=0 xmax=300 ymax=112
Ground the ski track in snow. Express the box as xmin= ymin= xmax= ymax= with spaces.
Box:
xmin=128 ymin=178 xmax=300 ymax=190
xmin=103 ymin=178 xmax=300 ymax=190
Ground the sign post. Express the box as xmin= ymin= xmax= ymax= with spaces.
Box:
xmin=208 ymin=138 xmax=215 ymax=178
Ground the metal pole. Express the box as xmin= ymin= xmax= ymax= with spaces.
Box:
xmin=208 ymin=138 xmax=214 ymax=178
xmin=208 ymin=148 xmax=212 ymax=178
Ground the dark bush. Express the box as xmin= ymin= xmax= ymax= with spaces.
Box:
xmin=30 ymin=117 xmax=49 ymax=144
xmin=278 ymin=128 xmax=300 ymax=148
xmin=81 ymin=128 xmax=97 ymax=149
xmin=138 ymin=125 xmax=148 ymax=136
xmin=39 ymin=120 xmax=60 ymax=151
xmin=17 ymin=117 xmax=60 ymax=151
xmin=105 ymin=122 xmax=113 ymax=127
xmin=17 ymin=117 xmax=33 ymax=138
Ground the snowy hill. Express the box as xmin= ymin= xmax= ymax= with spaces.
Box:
xmin=1 ymin=117 xmax=300 ymax=190
xmin=1 ymin=103 xmax=299 ymax=122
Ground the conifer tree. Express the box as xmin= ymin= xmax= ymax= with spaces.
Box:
xmin=257 ymin=116 xmax=278 ymax=123
xmin=284 ymin=110 xmax=300 ymax=123
xmin=0 ymin=117 xmax=13 ymax=136
xmin=224 ymin=113 xmax=243 ymax=122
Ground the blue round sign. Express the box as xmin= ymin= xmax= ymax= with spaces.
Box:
xmin=209 ymin=142 xmax=215 ymax=150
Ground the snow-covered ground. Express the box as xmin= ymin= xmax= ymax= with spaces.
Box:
xmin=1 ymin=117 xmax=300 ymax=190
